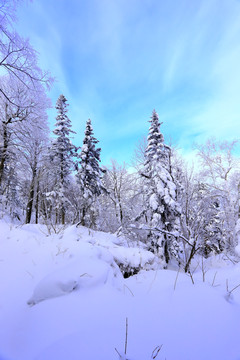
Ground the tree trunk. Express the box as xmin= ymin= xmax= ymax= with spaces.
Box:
xmin=25 ymin=168 xmax=37 ymax=224
xmin=35 ymin=177 xmax=40 ymax=224
xmin=0 ymin=122 xmax=9 ymax=187
xmin=164 ymin=238 xmax=170 ymax=264
xmin=61 ymin=206 xmax=65 ymax=225
xmin=81 ymin=206 xmax=86 ymax=226
xmin=25 ymin=179 xmax=35 ymax=224
xmin=184 ymin=240 xmax=197 ymax=273
xmin=60 ymin=158 xmax=65 ymax=225
xmin=25 ymin=152 xmax=38 ymax=224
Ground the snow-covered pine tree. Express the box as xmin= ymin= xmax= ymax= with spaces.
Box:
xmin=49 ymin=95 xmax=77 ymax=224
xmin=141 ymin=109 xmax=181 ymax=265
xmin=76 ymin=118 xmax=104 ymax=228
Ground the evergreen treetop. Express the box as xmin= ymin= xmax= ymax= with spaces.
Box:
xmin=51 ymin=94 xmax=77 ymax=179
xmin=77 ymin=118 xmax=103 ymax=198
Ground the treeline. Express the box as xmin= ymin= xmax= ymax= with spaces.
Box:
xmin=1 ymin=1 xmax=240 ymax=272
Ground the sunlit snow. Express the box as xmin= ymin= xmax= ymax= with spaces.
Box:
xmin=1 ymin=220 xmax=240 ymax=360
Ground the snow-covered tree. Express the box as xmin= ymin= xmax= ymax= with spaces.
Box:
xmin=99 ymin=160 xmax=140 ymax=233
xmin=49 ymin=95 xmax=77 ymax=225
xmin=140 ymin=110 xmax=181 ymax=264
xmin=76 ymin=118 xmax=104 ymax=228
xmin=0 ymin=1 xmax=52 ymax=103
xmin=196 ymin=138 xmax=240 ymax=252
xmin=0 ymin=77 xmax=50 ymax=220
xmin=0 ymin=1 xmax=52 ymax=221
xmin=19 ymin=128 xmax=49 ymax=224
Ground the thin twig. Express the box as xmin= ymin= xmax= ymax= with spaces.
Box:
xmin=188 ymin=270 xmax=195 ymax=285
xmin=211 ymin=271 xmax=217 ymax=287
xmin=229 ymin=283 xmax=240 ymax=295
xmin=115 ymin=348 xmax=121 ymax=357
xmin=151 ymin=345 xmax=163 ymax=359
xmin=125 ymin=317 xmax=128 ymax=355
xmin=80 ymin=273 xmax=92 ymax=278
xmin=174 ymin=267 xmax=180 ymax=291
xmin=201 ymin=256 xmax=207 ymax=282
xmin=124 ymin=284 xmax=134 ymax=297
xmin=26 ymin=270 xmax=34 ymax=279
xmin=223 ymin=254 xmax=237 ymax=265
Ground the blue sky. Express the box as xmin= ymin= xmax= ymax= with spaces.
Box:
xmin=15 ymin=0 xmax=240 ymax=166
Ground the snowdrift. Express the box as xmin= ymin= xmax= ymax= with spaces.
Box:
xmin=1 ymin=221 xmax=240 ymax=360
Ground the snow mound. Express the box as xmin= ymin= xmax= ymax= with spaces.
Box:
xmin=111 ymin=246 xmax=156 ymax=270
xmin=28 ymin=254 xmax=123 ymax=306
xmin=25 ymin=223 xmax=157 ymax=306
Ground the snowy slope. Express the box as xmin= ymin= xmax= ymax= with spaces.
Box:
xmin=1 ymin=221 xmax=240 ymax=360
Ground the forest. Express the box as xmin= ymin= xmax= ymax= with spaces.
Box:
xmin=1 ymin=1 xmax=240 ymax=274
xmin=2 ymin=2 xmax=240 ymax=360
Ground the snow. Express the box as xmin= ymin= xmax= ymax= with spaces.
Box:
xmin=149 ymin=193 xmax=158 ymax=211
xmin=235 ymin=219 xmax=240 ymax=256
xmin=1 ymin=221 xmax=240 ymax=360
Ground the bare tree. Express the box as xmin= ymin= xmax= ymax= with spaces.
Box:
xmin=0 ymin=77 xmax=50 ymax=221
xmin=0 ymin=0 xmax=52 ymax=104
xmin=196 ymin=138 xmax=240 ymax=250
xmin=100 ymin=160 xmax=140 ymax=232
xmin=0 ymin=77 xmax=50 ymax=186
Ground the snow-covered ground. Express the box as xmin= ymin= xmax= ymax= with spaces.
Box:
xmin=1 ymin=220 xmax=240 ymax=360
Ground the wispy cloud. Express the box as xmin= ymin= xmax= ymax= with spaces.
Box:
xmin=15 ymin=0 xmax=240 ymax=164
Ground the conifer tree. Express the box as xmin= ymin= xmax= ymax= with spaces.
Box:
xmin=50 ymin=94 xmax=77 ymax=224
xmin=76 ymin=118 xmax=104 ymax=227
xmin=141 ymin=109 xmax=181 ymax=264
